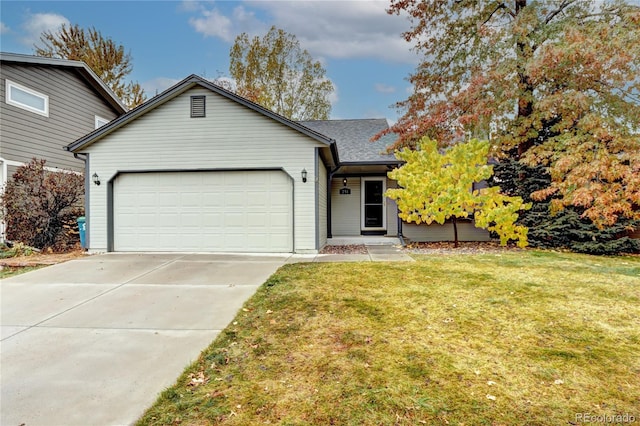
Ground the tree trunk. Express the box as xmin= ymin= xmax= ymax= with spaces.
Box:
xmin=452 ymin=216 xmax=459 ymax=248
xmin=514 ymin=0 xmax=535 ymax=160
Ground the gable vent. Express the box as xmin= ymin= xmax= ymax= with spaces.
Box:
xmin=191 ymin=95 xmax=206 ymax=118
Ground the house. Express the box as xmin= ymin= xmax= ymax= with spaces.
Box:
xmin=66 ymin=74 xmax=488 ymax=253
xmin=0 ymin=52 xmax=127 ymax=186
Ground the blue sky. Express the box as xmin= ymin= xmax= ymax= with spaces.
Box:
xmin=0 ymin=1 xmax=419 ymax=123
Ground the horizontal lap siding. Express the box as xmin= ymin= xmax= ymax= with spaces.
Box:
xmin=386 ymin=177 xmax=398 ymax=236
xmin=84 ymin=87 xmax=321 ymax=252
xmin=403 ymin=221 xmax=491 ymax=242
xmin=0 ymin=64 xmax=119 ymax=171
xmin=331 ymin=177 xmax=361 ymax=236
xmin=318 ymin=159 xmax=327 ymax=248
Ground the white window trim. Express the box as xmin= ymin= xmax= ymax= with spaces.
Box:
xmin=95 ymin=115 xmax=110 ymax=129
xmin=5 ymin=79 xmax=49 ymax=117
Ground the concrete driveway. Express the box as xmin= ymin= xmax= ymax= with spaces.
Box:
xmin=1 ymin=252 xmax=288 ymax=426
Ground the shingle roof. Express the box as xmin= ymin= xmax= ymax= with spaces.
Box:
xmin=298 ymin=118 xmax=400 ymax=164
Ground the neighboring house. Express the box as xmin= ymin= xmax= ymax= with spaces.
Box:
xmin=0 ymin=52 xmax=127 ymax=185
xmin=66 ymin=74 xmax=488 ymax=253
xmin=0 ymin=52 xmax=127 ymax=240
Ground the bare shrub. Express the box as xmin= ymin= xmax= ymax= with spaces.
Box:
xmin=1 ymin=159 xmax=84 ymax=250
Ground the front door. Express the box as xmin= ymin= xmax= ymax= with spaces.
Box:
xmin=361 ymin=177 xmax=386 ymax=232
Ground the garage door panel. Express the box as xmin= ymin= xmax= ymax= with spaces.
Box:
xmin=114 ymin=171 xmax=292 ymax=252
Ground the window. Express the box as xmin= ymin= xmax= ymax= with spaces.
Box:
xmin=95 ymin=115 xmax=110 ymax=129
xmin=5 ymin=80 xmax=49 ymax=116
xmin=191 ymin=95 xmax=206 ymax=118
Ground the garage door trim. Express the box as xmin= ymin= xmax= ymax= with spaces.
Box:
xmin=106 ymin=167 xmax=294 ymax=252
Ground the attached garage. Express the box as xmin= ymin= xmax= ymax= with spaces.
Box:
xmin=66 ymin=75 xmax=338 ymax=254
xmin=113 ymin=170 xmax=293 ymax=252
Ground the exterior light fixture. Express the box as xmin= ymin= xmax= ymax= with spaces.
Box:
xmin=343 ymin=177 xmax=348 ymax=187
xmin=92 ymin=172 xmax=101 ymax=186
xmin=301 ymin=169 xmax=308 ymax=183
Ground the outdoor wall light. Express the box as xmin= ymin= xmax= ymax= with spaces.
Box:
xmin=301 ymin=169 xmax=308 ymax=183
xmin=92 ymin=172 xmax=101 ymax=186
xmin=343 ymin=177 xmax=348 ymax=187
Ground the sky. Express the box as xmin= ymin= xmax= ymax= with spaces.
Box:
xmin=0 ymin=1 xmax=420 ymax=123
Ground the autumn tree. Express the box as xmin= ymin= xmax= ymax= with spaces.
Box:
xmin=387 ymin=138 xmax=530 ymax=247
xmin=381 ymin=1 xmax=640 ymax=232
xmin=229 ymin=26 xmax=334 ymax=120
xmin=35 ymin=24 xmax=146 ymax=108
xmin=1 ymin=159 xmax=84 ymax=250
xmin=491 ymin=159 xmax=640 ymax=254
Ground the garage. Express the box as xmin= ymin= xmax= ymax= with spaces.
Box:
xmin=113 ymin=170 xmax=293 ymax=252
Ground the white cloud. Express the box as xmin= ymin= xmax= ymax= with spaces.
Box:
xmin=186 ymin=0 xmax=417 ymax=64
xmin=374 ymin=83 xmax=396 ymax=94
xmin=328 ymin=78 xmax=339 ymax=106
xmin=189 ymin=7 xmax=234 ymax=41
xmin=188 ymin=4 xmax=265 ymax=42
xmin=141 ymin=77 xmax=181 ymax=97
xmin=0 ymin=22 xmax=9 ymax=34
xmin=20 ymin=12 xmax=69 ymax=47
xmin=250 ymin=1 xmax=416 ymax=63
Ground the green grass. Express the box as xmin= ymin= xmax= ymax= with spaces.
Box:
xmin=137 ymin=251 xmax=640 ymax=425
xmin=0 ymin=265 xmax=43 ymax=279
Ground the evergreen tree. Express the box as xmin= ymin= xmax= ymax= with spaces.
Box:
xmin=491 ymin=159 xmax=640 ymax=255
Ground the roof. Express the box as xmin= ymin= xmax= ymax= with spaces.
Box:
xmin=0 ymin=52 xmax=127 ymax=114
xmin=298 ymin=119 xmax=400 ymax=164
xmin=65 ymin=74 xmax=339 ymax=165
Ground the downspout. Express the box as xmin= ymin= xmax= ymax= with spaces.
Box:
xmin=74 ymin=153 xmax=89 ymax=249
xmin=327 ymin=166 xmax=340 ymax=238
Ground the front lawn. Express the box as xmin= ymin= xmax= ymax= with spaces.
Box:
xmin=138 ymin=251 xmax=640 ymax=425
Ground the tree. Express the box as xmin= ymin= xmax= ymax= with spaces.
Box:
xmin=1 ymin=159 xmax=84 ymax=250
xmin=35 ymin=24 xmax=146 ymax=108
xmin=380 ymin=1 xmax=640 ymax=230
xmin=386 ymin=138 xmax=530 ymax=247
xmin=491 ymin=158 xmax=640 ymax=254
xmin=229 ymin=26 xmax=334 ymax=120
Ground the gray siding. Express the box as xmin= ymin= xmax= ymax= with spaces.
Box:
xmin=331 ymin=177 xmax=361 ymax=235
xmin=83 ymin=87 xmax=324 ymax=253
xmin=318 ymin=158 xmax=328 ymax=248
xmin=0 ymin=63 xmax=119 ymax=172
xmin=331 ymin=175 xmax=398 ymax=237
xmin=403 ymin=221 xmax=491 ymax=242
xmin=386 ymin=177 xmax=398 ymax=236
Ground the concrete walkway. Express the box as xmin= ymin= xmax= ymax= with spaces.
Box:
xmin=289 ymin=236 xmax=415 ymax=263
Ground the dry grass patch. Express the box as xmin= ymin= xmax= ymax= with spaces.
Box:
xmin=137 ymin=251 xmax=640 ymax=425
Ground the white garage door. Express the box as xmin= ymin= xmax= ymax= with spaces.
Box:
xmin=113 ymin=171 xmax=292 ymax=252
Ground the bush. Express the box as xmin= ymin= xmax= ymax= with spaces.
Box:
xmin=1 ymin=159 xmax=84 ymax=250
xmin=0 ymin=242 xmax=37 ymax=259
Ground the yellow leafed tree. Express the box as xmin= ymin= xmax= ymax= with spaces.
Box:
xmin=387 ymin=138 xmax=530 ymax=247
